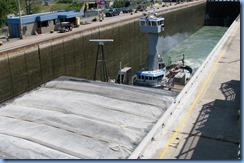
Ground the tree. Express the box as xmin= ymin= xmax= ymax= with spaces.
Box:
xmin=121 ymin=0 xmax=131 ymax=7
xmin=112 ymin=0 xmax=123 ymax=8
xmin=57 ymin=0 xmax=73 ymax=4
xmin=24 ymin=0 xmax=42 ymax=14
xmin=0 ymin=0 xmax=18 ymax=27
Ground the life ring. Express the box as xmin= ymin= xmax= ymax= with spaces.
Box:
xmin=170 ymin=68 xmax=180 ymax=75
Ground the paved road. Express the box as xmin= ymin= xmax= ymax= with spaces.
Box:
xmin=0 ymin=0 xmax=205 ymax=53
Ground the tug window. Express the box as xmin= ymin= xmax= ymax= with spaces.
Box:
xmin=140 ymin=21 xmax=146 ymax=26
xmin=152 ymin=21 xmax=157 ymax=26
xmin=146 ymin=21 xmax=150 ymax=26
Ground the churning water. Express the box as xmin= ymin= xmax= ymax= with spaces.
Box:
xmin=159 ymin=26 xmax=228 ymax=72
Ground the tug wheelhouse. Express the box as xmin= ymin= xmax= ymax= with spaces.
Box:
xmin=138 ymin=16 xmax=164 ymax=33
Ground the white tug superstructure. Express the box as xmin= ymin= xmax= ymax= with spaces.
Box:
xmin=134 ymin=6 xmax=166 ymax=87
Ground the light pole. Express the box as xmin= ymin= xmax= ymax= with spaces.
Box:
xmin=17 ymin=0 xmax=23 ymax=39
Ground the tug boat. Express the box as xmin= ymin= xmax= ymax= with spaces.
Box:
xmin=134 ymin=54 xmax=193 ymax=89
xmin=132 ymin=4 xmax=193 ymax=90
xmin=133 ymin=8 xmax=166 ymax=87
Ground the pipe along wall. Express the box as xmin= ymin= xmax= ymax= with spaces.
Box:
xmin=0 ymin=2 xmax=206 ymax=103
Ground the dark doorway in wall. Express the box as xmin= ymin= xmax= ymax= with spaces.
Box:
xmin=204 ymin=0 xmax=240 ymax=27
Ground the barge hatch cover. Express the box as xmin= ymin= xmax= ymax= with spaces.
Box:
xmin=0 ymin=76 xmax=176 ymax=159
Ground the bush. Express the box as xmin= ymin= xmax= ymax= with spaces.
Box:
xmin=57 ymin=0 xmax=73 ymax=4
xmin=112 ymin=0 xmax=123 ymax=8
xmin=50 ymin=4 xmax=70 ymax=11
xmin=69 ymin=2 xmax=83 ymax=12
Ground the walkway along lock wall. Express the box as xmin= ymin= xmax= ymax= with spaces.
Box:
xmin=0 ymin=1 xmax=206 ymax=103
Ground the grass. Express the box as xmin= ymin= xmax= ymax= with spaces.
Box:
xmin=40 ymin=3 xmax=70 ymax=12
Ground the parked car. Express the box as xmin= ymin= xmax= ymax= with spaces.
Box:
xmin=122 ymin=7 xmax=133 ymax=13
xmin=105 ymin=8 xmax=120 ymax=17
xmin=162 ymin=2 xmax=166 ymax=7
xmin=135 ymin=5 xmax=147 ymax=12
xmin=58 ymin=22 xmax=72 ymax=33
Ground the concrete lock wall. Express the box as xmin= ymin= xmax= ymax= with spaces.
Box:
xmin=0 ymin=2 xmax=206 ymax=103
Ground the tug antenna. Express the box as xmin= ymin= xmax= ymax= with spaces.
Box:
xmin=89 ymin=39 xmax=113 ymax=82
xmin=89 ymin=39 xmax=113 ymax=44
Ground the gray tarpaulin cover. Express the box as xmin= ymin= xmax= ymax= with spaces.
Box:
xmin=0 ymin=76 xmax=176 ymax=159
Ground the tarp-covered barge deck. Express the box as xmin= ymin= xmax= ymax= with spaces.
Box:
xmin=0 ymin=76 xmax=177 ymax=159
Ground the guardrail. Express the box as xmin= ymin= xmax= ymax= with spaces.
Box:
xmin=129 ymin=14 xmax=240 ymax=159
